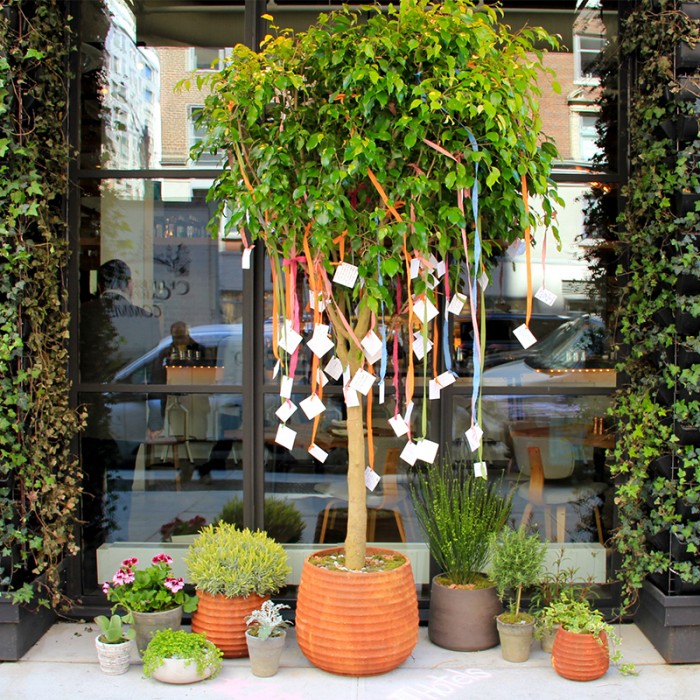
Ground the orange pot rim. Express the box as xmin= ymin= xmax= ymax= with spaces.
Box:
xmin=303 ymin=546 xmax=412 ymax=580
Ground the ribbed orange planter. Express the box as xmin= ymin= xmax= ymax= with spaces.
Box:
xmin=551 ymin=627 xmax=609 ymax=681
xmin=295 ymin=547 xmax=418 ymax=676
xmin=191 ymin=590 xmax=269 ymax=658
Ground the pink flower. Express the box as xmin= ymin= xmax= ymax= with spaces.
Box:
xmin=102 ymin=582 xmax=111 ymax=594
xmin=122 ymin=557 xmax=138 ymax=568
xmin=164 ymin=577 xmax=184 ymax=593
xmin=152 ymin=553 xmax=173 ymax=565
xmin=113 ymin=569 xmax=135 ymax=586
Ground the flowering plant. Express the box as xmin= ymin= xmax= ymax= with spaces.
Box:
xmin=102 ymin=554 xmax=198 ymax=613
xmin=245 ymin=600 xmax=292 ymax=640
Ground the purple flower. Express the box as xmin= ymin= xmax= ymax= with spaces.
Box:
xmin=152 ymin=553 xmax=173 ymax=565
xmin=164 ymin=577 xmax=184 ymax=593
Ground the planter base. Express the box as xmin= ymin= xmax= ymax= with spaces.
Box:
xmin=636 ymin=580 xmax=700 ymax=664
xmin=0 ymin=596 xmax=56 ymax=661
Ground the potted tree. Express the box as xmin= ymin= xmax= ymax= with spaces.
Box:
xmin=193 ymin=0 xmax=561 ymax=676
xmin=409 ymin=459 xmax=513 ymax=650
xmin=142 ymin=629 xmax=223 ymax=685
xmin=184 ymin=523 xmax=290 ymax=658
xmin=93 ymin=613 xmax=135 ymax=676
xmin=490 ymin=526 xmax=546 ymax=662
xmin=245 ymin=600 xmax=292 ymax=677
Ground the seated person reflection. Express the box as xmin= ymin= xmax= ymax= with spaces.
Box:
xmin=166 ymin=321 xmax=203 ymax=364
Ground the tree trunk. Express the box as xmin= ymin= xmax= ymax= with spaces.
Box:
xmin=344 ymin=401 xmax=366 ymax=570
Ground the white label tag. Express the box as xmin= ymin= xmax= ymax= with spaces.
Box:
xmin=400 ymin=440 xmax=419 ymax=466
xmin=333 ymin=262 xmax=359 ymax=288
xmin=474 ymin=461 xmax=488 ymax=479
xmin=378 ymin=380 xmax=385 ymax=405
xmin=426 ymin=273 xmax=439 ymax=290
xmin=275 ymin=424 xmax=297 ymax=450
xmin=272 ymin=360 xmax=280 ymax=380
xmin=413 ymin=297 xmax=439 ymax=325
xmin=307 ymin=324 xmax=335 ymax=358
xmin=479 ymin=271 xmax=489 ymax=291
xmin=344 ymin=386 xmax=360 ymax=407
xmin=404 ymin=401 xmax=415 ymax=423
xmin=513 ymin=323 xmax=537 ymax=349
xmin=389 ymin=415 xmax=409 ymax=437
xmin=241 ymin=246 xmax=254 ymax=270
xmin=300 ymin=394 xmax=326 ymax=420
xmin=436 ymin=370 xmax=456 ymax=388
xmin=316 ymin=367 xmax=329 ymax=387
xmin=436 ymin=259 xmax=446 ymax=278
xmin=412 ymin=333 xmax=433 ymax=361
xmin=308 ymin=443 xmax=329 ymax=463
xmin=447 ymin=293 xmax=467 ymax=316
xmin=465 ymin=423 xmax=483 ymax=452
xmin=349 ymin=368 xmax=375 ymax=396
xmin=365 ymin=467 xmax=381 ymax=492
xmin=416 ymin=438 xmax=439 ymax=463
xmin=535 ymin=286 xmax=557 ymax=307
xmin=506 ymin=238 xmax=526 ymax=258
xmin=361 ymin=330 xmax=383 ymax=364
xmin=410 ymin=258 xmax=421 ymax=278
xmin=275 ymin=400 xmax=297 ymax=422
xmin=309 ymin=291 xmax=326 ymax=312
xmin=324 ymin=356 xmax=343 ymax=381
xmin=278 ymin=320 xmax=303 ymax=354
xmin=280 ymin=375 xmax=294 ymax=399
xmin=429 ymin=379 xmax=441 ymax=400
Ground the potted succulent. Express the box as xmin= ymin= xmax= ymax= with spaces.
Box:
xmin=142 ymin=629 xmax=223 ymax=685
xmin=245 ymin=600 xmax=292 ymax=677
xmin=409 ymin=459 xmax=513 ymax=651
xmin=101 ymin=553 xmax=198 ymax=654
xmin=184 ymin=523 xmax=290 ymax=658
xmin=94 ymin=613 xmax=135 ymax=675
xmin=543 ymin=593 xmax=635 ymax=681
xmin=194 ymin=0 xmax=561 ymax=676
xmin=490 ymin=526 xmax=546 ymax=662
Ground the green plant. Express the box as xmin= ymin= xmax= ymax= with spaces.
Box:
xmin=142 ymin=629 xmax=223 ymax=679
xmin=246 ymin=600 xmax=292 ymax=640
xmin=185 ymin=523 xmax=291 ymax=598
xmin=408 ymin=459 xmax=512 ymax=586
xmin=490 ymin=526 xmax=546 ymax=622
xmin=101 ymin=554 xmax=198 ymax=614
xmin=217 ymin=496 xmax=305 ymax=544
xmin=190 ymin=0 xmax=562 ymax=571
xmin=94 ymin=613 xmax=135 ymax=645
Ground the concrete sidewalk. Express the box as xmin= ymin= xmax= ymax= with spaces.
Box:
xmin=0 ymin=621 xmax=698 ymax=700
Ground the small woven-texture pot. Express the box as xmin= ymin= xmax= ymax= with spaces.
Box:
xmin=551 ymin=627 xmax=610 ymax=681
xmin=95 ymin=637 xmax=133 ymax=675
xmin=295 ymin=546 xmax=418 ymax=676
xmin=191 ymin=590 xmax=269 ymax=658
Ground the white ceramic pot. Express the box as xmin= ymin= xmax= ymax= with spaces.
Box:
xmin=95 ymin=636 xmax=133 ymax=675
xmin=150 ymin=657 xmax=214 ymax=684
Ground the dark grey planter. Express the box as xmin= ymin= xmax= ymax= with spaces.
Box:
xmin=0 ymin=591 xmax=56 ymax=661
xmin=636 ymin=580 xmax=700 ymax=664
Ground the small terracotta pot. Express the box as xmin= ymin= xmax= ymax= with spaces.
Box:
xmin=551 ymin=627 xmax=609 ymax=681
xmin=295 ymin=546 xmax=418 ymax=676
xmin=496 ymin=615 xmax=535 ymax=663
xmin=191 ymin=590 xmax=268 ymax=658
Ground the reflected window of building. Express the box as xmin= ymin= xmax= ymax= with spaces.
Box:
xmin=574 ymin=34 xmax=605 ymax=85
xmin=190 ymin=47 xmax=226 ymax=72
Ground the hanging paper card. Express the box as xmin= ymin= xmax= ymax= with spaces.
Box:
xmin=308 ymin=443 xmax=329 ymax=463
xmin=436 ymin=259 xmax=446 ymax=278
xmin=535 ymin=286 xmax=557 ymax=307
xmin=436 ymin=371 xmax=456 ymax=388
xmin=465 ymin=423 xmax=484 ymax=452
xmin=280 ymin=375 xmax=294 ymax=399
xmin=316 ymin=368 xmax=329 ymax=387
xmin=447 ymin=292 xmax=467 ymax=315
xmin=278 ymin=320 xmax=303 ymax=354
xmin=378 ymin=380 xmax=385 ymax=405
xmin=333 ymin=262 xmax=359 ymax=288
xmin=389 ymin=414 xmax=409 ymax=437
xmin=513 ymin=323 xmax=537 ymax=349
xmin=404 ymin=401 xmax=415 ymax=423
xmin=428 ymin=254 xmax=439 ymax=272
xmin=426 ymin=273 xmax=439 ymax=290
xmin=344 ymin=386 xmax=360 ymax=407
xmin=275 ymin=400 xmax=297 ymax=422
xmin=349 ymin=368 xmax=375 ymax=396
xmin=474 ymin=461 xmax=488 ymax=479
xmin=410 ymin=258 xmax=421 ymax=278
xmin=412 ymin=297 xmax=439 ymax=325
xmin=300 ymin=394 xmax=326 ymax=420
xmin=416 ymin=439 xmax=439 ymax=464
xmin=309 ymin=291 xmax=326 ymax=312
xmin=412 ymin=333 xmax=433 ymax=361
xmin=400 ymin=440 xmax=419 ymax=466
xmin=506 ymin=238 xmax=526 ymax=258
xmin=324 ymin=356 xmax=343 ymax=381
xmin=307 ymin=324 xmax=334 ymax=358
xmin=365 ymin=467 xmax=381 ymax=492
xmin=241 ymin=246 xmax=254 ymax=270
xmin=361 ymin=330 xmax=383 ymax=364
xmin=275 ymin=424 xmax=297 ymax=450
xmin=479 ymin=271 xmax=489 ymax=291
xmin=272 ymin=360 xmax=280 ymax=380
xmin=343 ymin=364 xmax=351 ymax=385
xmin=429 ymin=379 xmax=441 ymax=400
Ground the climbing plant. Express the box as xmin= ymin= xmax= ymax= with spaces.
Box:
xmin=0 ymin=0 xmax=84 ymax=609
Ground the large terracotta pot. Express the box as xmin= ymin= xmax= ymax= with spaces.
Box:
xmin=191 ymin=590 xmax=269 ymax=658
xmin=428 ymin=575 xmax=501 ymax=651
xmin=551 ymin=627 xmax=609 ymax=681
xmin=295 ymin=546 xmax=418 ymax=676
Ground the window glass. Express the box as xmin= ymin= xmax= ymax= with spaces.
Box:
xmin=575 ymin=34 xmax=605 ymax=84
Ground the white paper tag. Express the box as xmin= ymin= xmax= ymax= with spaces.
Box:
xmin=474 ymin=461 xmax=488 ymax=479
xmin=410 ymin=257 xmax=421 ymax=278
xmin=412 ymin=333 xmax=433 ymax=361
xmin=413 ymin=297 xmax=439 ymax=325
xmin=465 ymin=423 xmax=484 ymax=452
xmin=280 ymin=375 xmax=294 ymax=399
xmin=506 ymin=238 xmax=526 ymax=258
xmin=513 ymin=323 xmax=537 ymax=349
xmin=365 ymin=467 xmax=381 ymax=492
xmin=429 ymin=379 xmax=441 ymax=400
xmin=324 ymin=356 xmax=343 ymax=381
xmin=416 ymin=438 xmax=439 ymax=463
xmin=316 ymin=367 xmax=329 ymax=387
xmin=426 ymin=273 xmax=439 ymax=290
xmin=389 ymin=414 xmax=409 ymax=437
xmin=478 ymin=271 xmax=489 ymax=291
xmin=272 ymin=360 xmax=280 ymax=380
xmin=308 ymin=443 xmax=329 ymax=463
xmin=343 ymin=364 xmax=351 ymax=386
xmin=349 ymin=368 xmax=375 ymax=396
xmin=300 ymin=394 xmax=326 ymax=420
xmin=275 ymin=424 xmax=297 ymax=450
xmin=400 ymin=440 xmax=419 ymax=466
xmin=535 ymin=286 xmax=557 ymax=307
xmin=344 ymin=386 xmax=360 ymax=407
xmin=404 ymin=401 xmax=415 ymax=423
xmin=275 ymin=400 xmax=297 ymax=422
xmin=241 ymin=246 xmax=254 ymax=270
xmin=361 ymin=330 xmax=383 ymax=364
xmin=307 ymin=324 xmax=335 ymax=358
xmin=378 ymin=380 xmax=385 ymax=405
xmin=333 ymin=262 xmax=359 ymax=288
xmin=436 ymin=259 xmax=446 ymax=279
xmin=436 ymin=370 xmax=456 ymax=387
xmin=447 ymin=293 xmax=467 ymax=316
xmin=278 ymin=320 xmax=303 ymax=354
xmin=309 ymin=291 xmax=326 ymax=312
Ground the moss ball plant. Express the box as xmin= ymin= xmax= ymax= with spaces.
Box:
xmin=142 ymin=629 xmax=223 ymax=680
xmin=184 ymin=523 xmax=291 ymax=598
